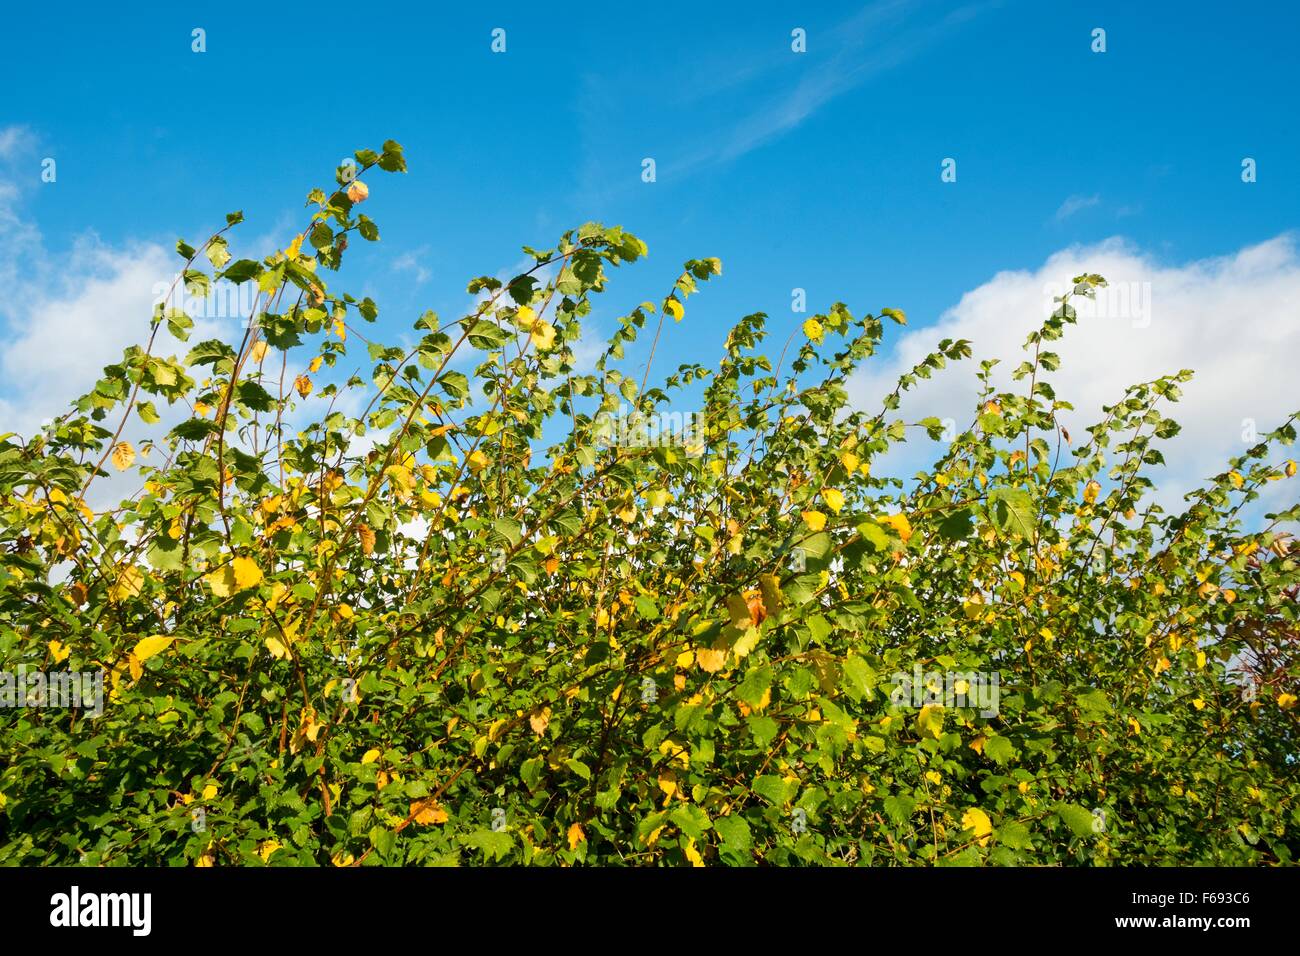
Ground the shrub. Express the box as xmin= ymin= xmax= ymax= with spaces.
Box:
xmin=1 ymin=144 xmax=1296 ymax=866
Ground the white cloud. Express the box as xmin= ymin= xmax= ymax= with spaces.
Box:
xmin=849 ymin=234 xmax=1300 ymax=512
xmin=0 ymin=126 xmax=239 ymax=447
xmin=1 ymin=237 xmax=174 ymax=422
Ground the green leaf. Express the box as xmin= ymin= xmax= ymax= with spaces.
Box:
xmin=937 ymin=508 xmax=974 ymax=541
xmin=998 ymin=820 xmax=1033 ymax=850
xmin=490 ymin=517 xmax=522 ymax=548
xmin=883 ymin=795 xmax=917 ymax=826
xmin=857 ymin=521 xmax=890 ymax=552
xmin=464 ymin=829 xmax=513 ymax=862
xmin=712 ymin=814 xmax=752 ymax=850
xmin=219 ymin=259 xmax=262 ymax=284
xmin=840 ymin=655 xmax=877 ymax=700
xmin=736 ymin=664 xmax=772 ymax=709
xmin=206 ymin=236 xmax=231 ymax=269
xmin=988 ymin=488 xmax=1036 ymax=538
xmin=1057 ymin=803 xmax=1097 ymax=838
xmin=752 ymin=774 xmax=795 ymax=806
xmin=983 ymin=735 xmax=1016 ymax=764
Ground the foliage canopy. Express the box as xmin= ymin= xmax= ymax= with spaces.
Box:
xmin=1 ymin=144 xmax=1297 ymax=866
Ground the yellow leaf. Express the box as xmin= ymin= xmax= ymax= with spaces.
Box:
xmin=232 ymin=556 xmax=263 ymax=589
xmin=961 ymin=807 xmax=993 ymax=847
xmin=308 ymin=355 xmax=323 ymax=373
xmin=361 ymin=749 xmax=381 ymax=764
xmin=250 ymin=341 xmax=269 ymax=364
xmin=664 ymin=299 xmax=684 ymax=322
xmin=822 ymin=488 xmax=845 ymax=513
xmin=657 ymin=771 xmax=678 ymax=801
xmin=802 ymin=318 xmax=824 ymax=342
xmin=801 ymin=510 xmax=827 ymax=532
xmin=658 ymin=739 xmax=690 ymax=768
xmin=1228 ymin=470 xmax=1244 ymax=489
xmin=109 ymin=565 xmax=145 ymax=603
xmin=684 ymin=840 xmax=705 ymax=867
xmin=696 ymin=647 xmax=726 ymax=673
xmin=346 ymin=180 xmax=369 ymax=203
xmin=1083 ymin=480 xmax=1101 ymax=504
xmin=515 ymin=305 xmax=538 ymax=329
xmin=467 ymin=449 xmax=490 ymax=473
xmin=111 ymin=441 xmax=136 ymax=471
xmin=917 ymin=703 xmax=944 ymax=739
xmin=567 ymin=822 xmax=586 ymax=850
xmin=206 ymin=557 xmax=262 ymax=597
xmin=530 ymin=321 xmax=556 ymax=350
xmin=133 ymin=635 xmax=175 ymax=662
xmin=1285 ymin=459 xmax=1297 ymax=478
xmin=409 ymin=798 xmax=448 ymax=825
xmin=294 ymin=374 xmax=313 ymax=398
xmin=1279 ymin=692 xmax=1298 ymax=710
xmin=879 ymin=513 xmax=913 ymax=542
xmin=529 ymin=706 xmax=552 ymax=736
xmin=257 ymin=839 xmax=281 ymax=863
xmin=285 ymin=233 xmax=304 ymax=259
xmin=358 ymin=523 xmax=376 ymax=555
xmin=725 ymin=593 xmax=753 ymax=628
xmin=264 ymin=635 xmax=288 ymax=659
xmin=48 ymin=639 xmax=72 ymax=664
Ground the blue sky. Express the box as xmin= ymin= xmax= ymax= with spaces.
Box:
xmin=3 ymin=0 xmax=1299 ymax=507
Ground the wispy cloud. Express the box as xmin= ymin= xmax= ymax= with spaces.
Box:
xmin=1054 ymin=193 xmax=1101 ymax=222
xmin=670 ymin=1 xmax=992 ymax=177
xmin=572 ymin=1 xmax=994 ymax=202
xmin=0 ymin=125 xmax=33 ymax=160
xmin=392 ymin=246 xmax=433 ymax=284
